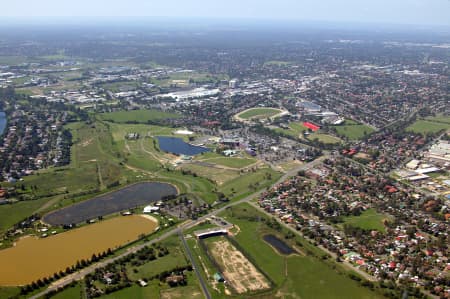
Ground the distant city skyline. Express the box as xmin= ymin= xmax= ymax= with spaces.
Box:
xmin=0 ymin=0 xmax=449 ymax=27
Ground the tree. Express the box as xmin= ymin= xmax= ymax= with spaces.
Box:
xmin=91 ymin=253 xmax=98 ymax=262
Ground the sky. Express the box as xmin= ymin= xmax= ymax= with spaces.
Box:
xmin=0 ymin=0 xmax=449 ymax=27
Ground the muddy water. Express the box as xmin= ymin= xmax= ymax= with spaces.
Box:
xmin=0 ymin=215 xmax=157 ymax=285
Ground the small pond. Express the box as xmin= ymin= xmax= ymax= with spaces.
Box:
xmin=157 ymin=136 xmax=210 ymax=156
xmin=263 ymin=234 xmax=295 ymax=255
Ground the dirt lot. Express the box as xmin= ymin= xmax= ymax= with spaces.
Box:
xmin=209 ymin=237 xmax=270 ymax=294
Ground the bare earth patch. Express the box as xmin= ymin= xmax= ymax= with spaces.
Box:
xmin=209 ymin=237 xmax=270 ymax=294
xmin=80 ymin=138 xmax=93 ymax=147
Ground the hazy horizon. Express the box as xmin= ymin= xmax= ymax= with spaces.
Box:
xmin=0 ymin=0 xmax=449 ymax=28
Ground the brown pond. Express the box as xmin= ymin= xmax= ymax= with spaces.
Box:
xmin=0 ymin=215 xmax=158 ymax=285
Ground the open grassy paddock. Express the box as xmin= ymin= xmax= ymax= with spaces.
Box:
xmin=160 ymin=285 xmax=204 ymax=299
xmin=218 ymin=168 xmax=282 ymax=200
xmin=99 ymin=284 xmax=155 ymax=299
xmin=96 ymin=280 xmax=203 ymax=299
xmin=180 ymin=164 xmax=240 ymax=185
xmin=46 ymin=282 xmax=83 ymax=299
xmin=99 ymin=109 xmax=181 ymax=124
xmin=0 ymin=287 xmax=21 ymax=299
xmin=406 ymin=116 xmax=450 ymax=135
xmin=424 ymin=115 xmax=450 ymax=124
xmin=198 ymin=156 xmax=257 ymax=169
xmin=341 ymin=208 xmax=391 ymax=233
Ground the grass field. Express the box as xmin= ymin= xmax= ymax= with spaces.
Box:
xmin=272 ymin=123 xmax=303 ymax=138
xmin=96 ymin=282 xmax=203 ymax=299
xmin=160 ymin=285 xmax=204 ymax=299
xmin=0 ymin=287 xmax=20 ymax=299
xmin=195 ymin=153 xmax=257 ymax=169
xmin=99 ymin=109 xmax=181 ymax=124
xmin=406 ymin=118 xmax=450 ymax=135
xmin=100 ymin=284 xmax=155 ymax=299
xmin=218 ymin=168 xmax=282 ymax=200
xmin=0 ymin=197 xmax=50 ymax=234
xmin=50 ymin=282 xmax=83 ymax=299
xmin=180 ymin=164 xmax=239 ymax=185
xmin=424 ymin=115 xmax=450 ymax=124
xmin=341 ymin=209 xmax=390 ymax=233
xmin=333 ymin=120 xmax=375 ymax=140
xmin=237 ymin=108 xmax=282 ymax=120
xmin=307 ymin=133 xmax=342 ymax=144
xmin=217 ymin=204 xmax=384 ymax=299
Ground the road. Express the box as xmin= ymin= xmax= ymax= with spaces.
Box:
xmin=29 ymin=156 xmax=327 ymax=299
xmin=178 ymin=230 xmax=211 ymax=299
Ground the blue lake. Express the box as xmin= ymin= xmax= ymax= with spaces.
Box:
xmin=156 ymin=136 xmax=210 ymax=156
xmin=0 ymin=112 xmax=6 ymax=136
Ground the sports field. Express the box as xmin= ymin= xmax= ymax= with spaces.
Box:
xmin=333 ymin=120 xmax=375 ymax=140
xmin=237 ymin=108 xmax=283 ymax=120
